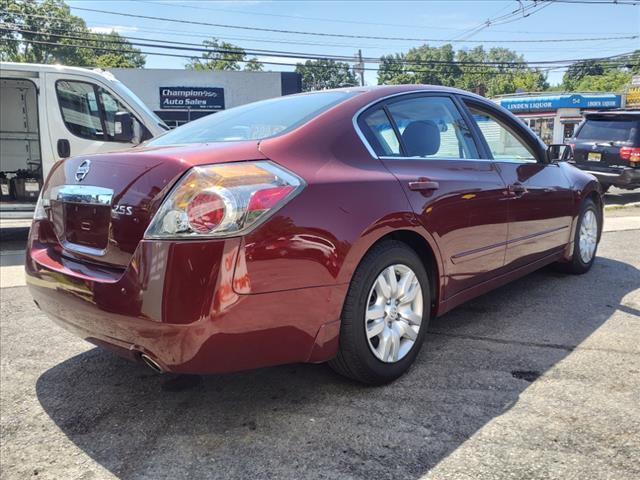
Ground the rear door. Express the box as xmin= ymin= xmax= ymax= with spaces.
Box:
xmin=357 ymin=93 xmax=508 ymax=298
xmin=44 ymin=73 xmax=144 ymax=161
xmin=462 ymin=99 xmax=573 ymax=270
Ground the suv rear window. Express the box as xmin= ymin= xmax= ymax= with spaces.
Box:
xmin=576 ymin=118 xmax=639 ymax=143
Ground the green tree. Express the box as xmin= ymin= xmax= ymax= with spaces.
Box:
xmin=295 ymin=59 xmax=358 ymax=91
xmin=0 ymin=0 xmax=145 ymax=67
xmin=90 ymin=31 xmax=145 ymax=68
xmin=572 ymin=69 xmax=632 ymax=92
xmin=561 ymin=50 xmax=638 ymax=92
xmin=378 ymin=44 xmax=461 ymax=86
xmin=187 ymin=38 xmax=263 ymax=71
xmin=244 ymin=57 xmax=264 ymax=72
xmin=377 ymin=44 xmax=547 ymax=96
xmin=562 ymin=60 xmax=606 ymax=90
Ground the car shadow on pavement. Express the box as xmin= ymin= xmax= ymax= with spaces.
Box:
xmin=35 ymin=256 xmax=639 ymax=479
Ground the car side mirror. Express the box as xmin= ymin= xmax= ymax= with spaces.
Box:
xmin=113 ymin=111 xmax=134 ymax=142
xmin=546 ymin=144 xmax=571 ymax=163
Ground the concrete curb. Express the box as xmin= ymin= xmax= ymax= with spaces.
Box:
xmin=604 ymin=202 xmax=640 ymax=211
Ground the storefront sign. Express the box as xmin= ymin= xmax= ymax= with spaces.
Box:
xmin=499 ymin=93 xmax=621 ymax=112
xmin=626 ymin=76 xmax=640 ymax=108
xmin=159 ymin=87 xmax=225 ymax=110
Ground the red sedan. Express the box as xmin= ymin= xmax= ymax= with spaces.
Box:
xmin=26 ymin=85 xmax=602 ymax=384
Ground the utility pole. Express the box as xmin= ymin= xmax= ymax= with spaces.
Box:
xmin=355 ymin=49 xmax=365 ymax=86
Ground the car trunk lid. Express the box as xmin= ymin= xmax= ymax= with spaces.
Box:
xmin=40 ymin=141 xmax=265 ymax=268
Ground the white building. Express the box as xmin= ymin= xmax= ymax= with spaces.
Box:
xmin=108 ymin=68 xmax=302 ymax=128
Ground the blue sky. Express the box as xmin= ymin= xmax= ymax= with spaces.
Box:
xmin=69 ymin=0 xmax=640 ymax=86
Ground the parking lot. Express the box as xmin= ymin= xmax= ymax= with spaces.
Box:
xmin=1 ymin=197 xmax=639 ymax=480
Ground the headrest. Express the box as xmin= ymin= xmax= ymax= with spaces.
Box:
xmin=401 ymin=120 xmax=441 ymax=157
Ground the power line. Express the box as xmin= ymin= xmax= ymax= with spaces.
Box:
xmin=534 ymin=0 xmax=638 ymax=5
xmin=5 ymin=8 xmax=636 ymax=57
xmin=11 ymin=36 xmax=631 ymax=76
xmin=3 ymin=25 xmax=637 ymax=69
xmin=64 ymin=5 xmax=639 ymax=44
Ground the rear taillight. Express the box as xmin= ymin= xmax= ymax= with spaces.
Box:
xmin=144 ymin=161 xmax=304 ymax=239
xmin=620 ymin=147 xmax=640 ymax=163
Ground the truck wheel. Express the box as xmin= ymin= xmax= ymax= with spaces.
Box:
xmin=329 ymin=240 xmax=430 ymax=385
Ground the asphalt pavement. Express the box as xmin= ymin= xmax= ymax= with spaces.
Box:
xmin=0 ymin=203 xmax=639 ymax=480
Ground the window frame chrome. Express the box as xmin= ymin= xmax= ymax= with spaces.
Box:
xmin=352 ymin=90 xmax=492 ymax=163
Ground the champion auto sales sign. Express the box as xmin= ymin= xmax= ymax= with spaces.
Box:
xmin=159 ymin=87 xmax=225 ymax=110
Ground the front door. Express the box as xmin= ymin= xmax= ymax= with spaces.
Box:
xmin=357 ymin=94 xmax=509 ymax=298
xmin=45 ymin=73 xmax=141 ymax=161
xmin=464 ymin=102 xmax=573 ymax=270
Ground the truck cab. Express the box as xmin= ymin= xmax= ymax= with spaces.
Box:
xmin=0 ymin=62 xmax=168 ymax=226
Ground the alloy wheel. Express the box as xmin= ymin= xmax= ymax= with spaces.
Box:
xmin=365 ymin=264 xmax=423 ymax=363
xmin=579 ymin=209 xmax=598 ymax=263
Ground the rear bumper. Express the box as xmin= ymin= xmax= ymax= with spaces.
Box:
xmin=26 ymin=230 xmax=347 ymax=374
xmin=576 ymin=166 xmax=640 ymax=188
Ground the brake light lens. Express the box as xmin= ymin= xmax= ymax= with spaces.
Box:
xmin=620 ymin=147 xmax=640 ymax=163
xmin=144 ymin=161 xmax=304 ymax=239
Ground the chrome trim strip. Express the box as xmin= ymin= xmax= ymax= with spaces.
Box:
xmin=50 ymin=185 xmax=114 ymax=206
xmin=379 ymin=155 xmax=493 ymax=163
xmin=60 ymin=240 xmax=108 ymax=257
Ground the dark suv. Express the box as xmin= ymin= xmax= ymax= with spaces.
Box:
xmin=569 ymin=111 xmax=640 ymax=191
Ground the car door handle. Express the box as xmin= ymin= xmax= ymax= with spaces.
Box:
xmin=507 ymin=182 xmax=527 ymax=197
xmin=408 ymin=179 xmax=439 ymax=191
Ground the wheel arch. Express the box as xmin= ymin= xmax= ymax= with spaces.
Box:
xmin=340 ymin=225 xmax=445 ymax=318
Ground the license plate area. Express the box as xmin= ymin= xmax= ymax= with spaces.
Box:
xmin=588 ymin=152 xmax=602 ymax=162
xmin=63 ymin=203 xmax=111 ymax=250
xmin=48 ymin=185 xmax=114 ymax=255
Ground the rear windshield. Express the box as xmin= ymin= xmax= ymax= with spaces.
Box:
xmin=147 ymin=91 xmax=356 ymax=145
xmin=576 ymin=118 xmax=639 ymax=143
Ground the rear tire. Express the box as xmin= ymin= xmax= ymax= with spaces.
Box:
xmin=329 ymin=240 xmax=431 ymax=385
xmin=556 ymin=198 xmax=600 ymax=275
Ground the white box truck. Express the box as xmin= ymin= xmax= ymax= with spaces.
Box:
xmin=0 ymin=62 xmax=169 ymax=227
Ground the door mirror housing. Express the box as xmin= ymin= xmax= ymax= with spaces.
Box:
xmin=546 ymin=144 xmax=572 ymax=163
xmin=113 ymin=111 xmax=134 ymax=142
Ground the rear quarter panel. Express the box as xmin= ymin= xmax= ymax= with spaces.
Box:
xmin=234 ymin=96 xmax=443 ymax=295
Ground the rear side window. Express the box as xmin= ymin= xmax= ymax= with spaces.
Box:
xmin=359 ymin=96 xmax=478 ymax=159
xmin=360 ymin=108 xmax=400 ymax=156
xmin=577 ymin=119 xmax=638 ymax=143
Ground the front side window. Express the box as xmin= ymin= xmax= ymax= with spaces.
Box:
xmin=468 ymin=106 xmax=537 ymax=162
xmin=360 ymin=96 xmax=478 ymax=159
xmin=56 ymin=80 xmax=103 ymax=141
xmin=56 ymin=80 xmax=138 ymax=142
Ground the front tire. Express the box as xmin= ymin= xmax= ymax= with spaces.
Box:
xmin=329 ymin=240 xmax=430 ymax=385
xmin=557 ymin=198 xmax=600 ymax=274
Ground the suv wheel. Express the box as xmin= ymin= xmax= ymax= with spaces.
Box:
xmin=329 ymin=240 xmax=430 ymax=385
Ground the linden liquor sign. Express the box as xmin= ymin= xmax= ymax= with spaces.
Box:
xmin=159 ymin=87 xmax=225 ymax=110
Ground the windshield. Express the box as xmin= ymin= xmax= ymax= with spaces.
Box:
xmin=577 ymin=118 xmax=639 ymax=143
xmin=147 ymin=91 xmax=356 ymax=146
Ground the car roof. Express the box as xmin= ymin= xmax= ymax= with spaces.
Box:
xmin=585 ymin=110 xmax=640 ymax=118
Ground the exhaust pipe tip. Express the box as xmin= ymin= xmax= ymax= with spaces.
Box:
xmin=140 ymin=353 xmax=164 ymax=374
